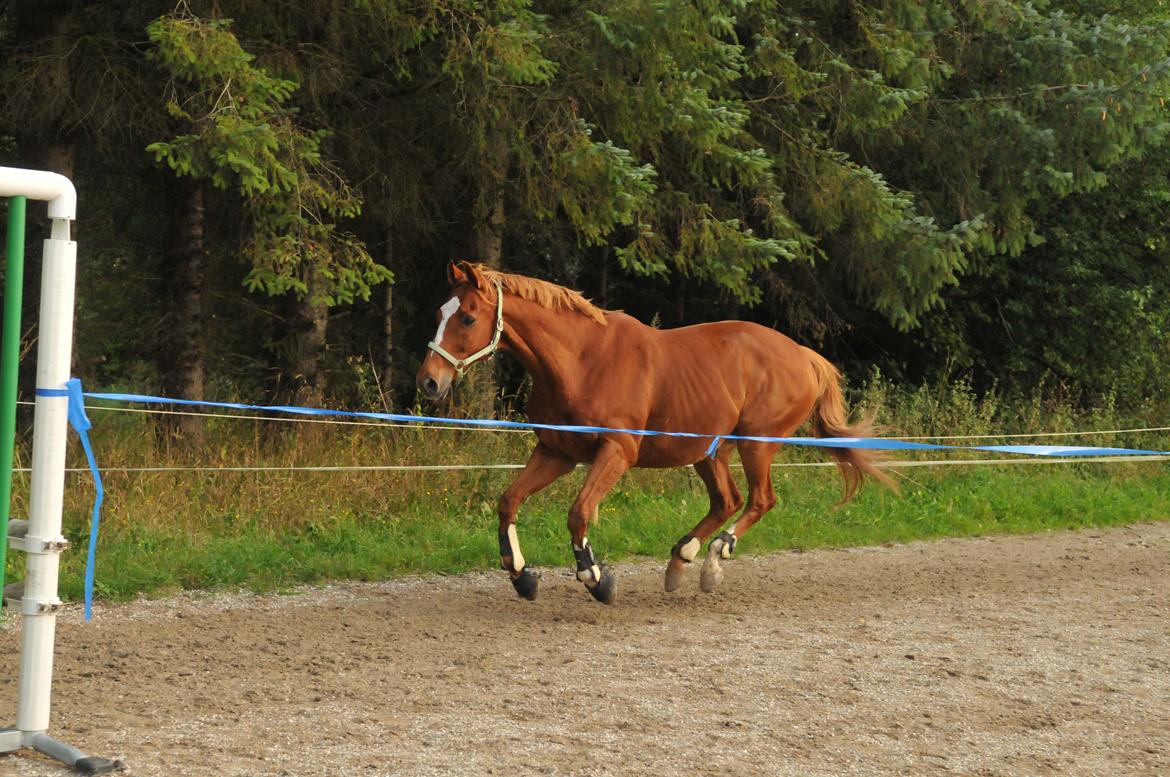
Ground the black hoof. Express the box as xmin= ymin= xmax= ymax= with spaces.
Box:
xmin=588 ymin=567 xmax=617 ymax=605
xmin=511 ymin=567 xmax=539 ymax=600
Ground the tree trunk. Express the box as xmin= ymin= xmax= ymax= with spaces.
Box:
xmin=474 ymin=127 xmax=508 ymax=268
xmin=328 ymin=0 xmax=343 ymax=48
xmin=380 ymin=273 xmax=395 ymax=410
xmin=462 ymin=139 xmax=508 ymax=418
xmin=291 ymin=280 xmax=328 ymax=408
xmin=160 ymin=181 xmax=206 ymax=443
xmin=39 ymin=143 xmax=73 ymax=180
xmin=475 ymin=182 xmax=506 ymax=269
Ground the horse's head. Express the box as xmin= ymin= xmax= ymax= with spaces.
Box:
xmin=416 ymin=261 xmax=504 ymax=400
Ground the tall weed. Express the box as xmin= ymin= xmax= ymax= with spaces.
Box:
xmin=2 ymin=380 xmax=1167 ymax=600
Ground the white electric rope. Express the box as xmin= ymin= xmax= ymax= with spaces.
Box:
xmin=18 ymin=400 xmax=1170 ymax=442
xmin=9 ymin=401 xmax=1169 ymax=477
xmin=896 ymin=426 xmax=1170 ymax=440
xmin=14 ymin=399 xmax=1170 ymax=441
xmin=8 ymin=454 xmax=1168 ymax=475
xmin=17 ymin=400 xmax=533 ymax=433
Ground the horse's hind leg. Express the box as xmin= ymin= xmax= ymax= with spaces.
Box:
xmin=700 ymin=442 xmax=779 ymax=592
xmin=665 ymin=451 xmax=743 ymax=592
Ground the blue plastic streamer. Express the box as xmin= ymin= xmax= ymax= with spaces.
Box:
xmin=21 ymin=381 xmax=1169 ymax=622
xmin=81 ymin=389 xmax=1169 ymax=458
xmin=705 ymin=436 xmax=724 ymax=458
xmin=67 ymin=379 xmax=102 ymax=622
xmin=35 ymin=380 xmax=102 ymax=621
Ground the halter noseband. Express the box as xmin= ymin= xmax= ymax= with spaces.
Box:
xmin=427 ymin=280 xmax=505 ymax=379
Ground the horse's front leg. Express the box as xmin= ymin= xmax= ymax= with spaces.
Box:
xmin=568 ymin=439 xmax=634 ymax=605
xmin=498 ymin=443 xmax=576 ymax=600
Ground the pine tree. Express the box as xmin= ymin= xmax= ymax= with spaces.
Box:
xmin=145 ymin=8 xmax=390 ymax=403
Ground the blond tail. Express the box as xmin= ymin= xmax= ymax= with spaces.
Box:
xmin=801 ymin=347 xmax=897 ymax=503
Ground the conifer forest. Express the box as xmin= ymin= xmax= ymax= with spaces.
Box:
xmin=3 ymin=0 xmax=1170 ymax=421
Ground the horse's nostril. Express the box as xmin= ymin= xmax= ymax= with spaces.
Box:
xmin=423 ymin=377 xmax=439 ymax=397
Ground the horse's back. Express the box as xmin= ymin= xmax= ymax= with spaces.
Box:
xmin=531 ymin=314 xmax=821 ymax=466
xmin=652 ymin=318 xmax=813 ymax=386
xmin=626 ymin=319 xmax=820 ymax=465
xmin=655 ymin=319 xmax=806 ymax=363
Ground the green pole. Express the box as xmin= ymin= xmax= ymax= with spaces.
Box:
xmin=1 ymin=195 xmax=27 ymax=604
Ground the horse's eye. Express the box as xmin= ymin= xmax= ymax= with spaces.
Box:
xmin=462 ymin=315 xmax=476 ymax=327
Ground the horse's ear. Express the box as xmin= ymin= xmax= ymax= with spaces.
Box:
xmin=463 ymin=262 xmax=488 ymax=290
xmin=447 ymin=261 xmax=468 ymax=287
xmin=448 ymin=261 xmax=486 ymax=289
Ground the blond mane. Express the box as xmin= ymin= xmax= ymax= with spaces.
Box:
xmin=476 ymin=265 xmax=608 ymax=326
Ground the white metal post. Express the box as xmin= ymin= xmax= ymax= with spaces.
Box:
xmin=1 ymin=168 xmax=117 ymax=773
xmin=16 ymin=218 xmax=75 ymax=732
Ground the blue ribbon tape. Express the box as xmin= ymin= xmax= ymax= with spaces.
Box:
xmin=24 ymin=381 xmax=1170 ymax=622
xmin=68 ymin=379 xmax=101 ymax=621
xmin=705 ymin=436 xmax=723 ymax=458
xmin=35 ymin=380 xmax=102 ymax=620
xmin=81 ymin=389 xmax=1168 ymax=457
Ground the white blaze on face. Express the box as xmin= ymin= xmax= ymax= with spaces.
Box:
xmin=432 ymin=296 xmax=461 ymax=348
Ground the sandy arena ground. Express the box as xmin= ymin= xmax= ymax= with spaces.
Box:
xmin=1 ymin=521 xmax=1168 ymax=776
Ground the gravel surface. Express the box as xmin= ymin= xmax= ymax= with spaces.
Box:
xmin=2 ymin=522 xmax=1168 ymax=776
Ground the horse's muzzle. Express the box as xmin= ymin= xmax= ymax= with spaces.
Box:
xmin=416 ymin=362 xmax=453 ymax=401
xmin=421 ymin=376 xmax=440 ymax=398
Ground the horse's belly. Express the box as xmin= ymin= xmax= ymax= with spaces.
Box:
xmin=632 ymin=435 xmax=712 ymax=468
xmin=529 ymin=388 xmax=740 ymax=468
xmin=533 ymin=427 xmax=712 ymax=468
xmin=533 ymin=429 xmax=603 ymax=463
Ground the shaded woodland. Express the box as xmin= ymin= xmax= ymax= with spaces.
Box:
xmin=3 ymin=0 xmax=1170 ymax=427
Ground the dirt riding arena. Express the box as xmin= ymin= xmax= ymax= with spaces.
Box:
xmin=2 ymin=522 xmax=1168 ymax=776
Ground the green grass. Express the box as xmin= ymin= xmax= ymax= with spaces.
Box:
xmin=43 ymin=461 xmax=1170 ymax=602
xmin=4 ymin=376 xmax=1169 ymax=603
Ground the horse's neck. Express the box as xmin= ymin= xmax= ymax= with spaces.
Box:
xmin=502 ymin=296 xmax=601 ymax=400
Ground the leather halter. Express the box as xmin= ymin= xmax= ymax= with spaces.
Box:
xmin=426 ymin=280 xmax=505 ymax=378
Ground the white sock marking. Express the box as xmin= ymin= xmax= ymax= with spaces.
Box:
xmin=574 ymin=538 xmax=600 ymax=586
xmin=506 ymin=524 xmax=525 ymax=572
xmin=577 ymin=565 xmax=601 ymax=587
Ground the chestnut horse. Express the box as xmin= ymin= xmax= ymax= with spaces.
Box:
xmin=417 ymin=261 xmax=892 ymax=604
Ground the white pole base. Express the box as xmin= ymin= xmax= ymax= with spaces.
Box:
xmin=0 ymin=727 xmax=119 ymax=773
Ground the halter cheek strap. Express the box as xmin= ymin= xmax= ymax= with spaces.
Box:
xmin=427 ymin=280 xmax=505 ymax=379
